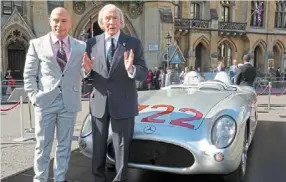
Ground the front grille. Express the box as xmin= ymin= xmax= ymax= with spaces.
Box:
xmin=107 ymin=139 xmax=195 ymax=168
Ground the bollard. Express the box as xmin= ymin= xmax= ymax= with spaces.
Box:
xmin=266 ymin=82 xmax=273 ymax=110
xmin=13 ymin=96 xmax=35 ymax=142
xmin=25 ymin=99 xmax=35 ymax=133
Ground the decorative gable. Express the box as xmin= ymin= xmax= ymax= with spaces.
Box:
xmin=1 ymin=7 xmax=36 ymax=44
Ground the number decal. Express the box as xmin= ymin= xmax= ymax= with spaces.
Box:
xmin=142 ymin=104 xmax=174 ymax=123
xmin=137 ymin=104 xmax=203 ymax=129
xmin=170 ymin=108 xmax=203 ymax=129
xmin=138 ymin=105 xmax=149 ymax=112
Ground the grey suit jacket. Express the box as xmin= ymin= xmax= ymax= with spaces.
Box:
xmin=23 ymin=33 xmax=86 ymax=112
xmin=86 ymin=32 xmax=148 ymax=119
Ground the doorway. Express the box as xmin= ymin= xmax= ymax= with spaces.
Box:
xmin=7 ymin=41 xmax=26 ymax=80
xmin=195 ymin=43 xmax=203 ymax=70
xmin=87 ymin=21 xmax=104 ymax=38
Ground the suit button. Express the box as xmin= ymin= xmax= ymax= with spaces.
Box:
xmin=62 ymin=74 xmax=64 ymax=77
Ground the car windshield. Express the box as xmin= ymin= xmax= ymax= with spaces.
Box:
xmin=161 ymin=71 xmax=237 ymax=91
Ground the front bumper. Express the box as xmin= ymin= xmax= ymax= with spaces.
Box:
xmin=105 ymin=135 xmax=243 ymax=175
xmin=78 ymin=120 xmax=244 ymax=175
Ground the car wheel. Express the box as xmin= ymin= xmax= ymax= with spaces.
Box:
xmin=223 ymin=126 xmax=249 ymax=182
xmin=106 ymin=163 xmax=116 ymax=172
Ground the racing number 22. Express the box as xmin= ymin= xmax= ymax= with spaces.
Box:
xmin=138 ymin=104 xmax=203 ymax=129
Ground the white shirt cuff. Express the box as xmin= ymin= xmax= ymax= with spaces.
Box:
xmin=127 ymin=65 xmax=136 ymax=79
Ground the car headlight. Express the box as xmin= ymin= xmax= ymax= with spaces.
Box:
xmin=80 ymin=114 xmax=92 ymax=138
xmin=211 ymin=116 xmax=236 ymax=149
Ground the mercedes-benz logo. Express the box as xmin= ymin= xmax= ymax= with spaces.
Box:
xmin=143 ymin=125 xmax=156 ymax=134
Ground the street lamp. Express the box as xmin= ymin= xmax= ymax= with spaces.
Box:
xmin=165 ymin=31 xmax=172 ymax=68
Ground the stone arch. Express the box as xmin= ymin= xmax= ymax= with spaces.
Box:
xmin=192 ymin=35 xmax=210 ymax=71
xmin=217 ymin=37 xmax=237 ymax=68
xmin=1 ymin=8 xmax=36 ymax=76
xmin=273 ymin=40 xmax=285 ymax=53
xmin=273 ymin=40 xmax=284 ymax=68
xmin=252 ymin=39 xmax=267 ymax=52
xmin=193 ymin=35 xmax=210 ymax=52
xmin=253 ymin=44 xmax=265 ymax=70
xmin=217 ymin=37 xmax=238 ymax=52
xmin=73 ymin=3 xmax=138 ymax=39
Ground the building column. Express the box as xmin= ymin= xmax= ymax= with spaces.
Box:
xmin=209 ymin=2 xmax=219 ymax=68
xmin=32 ymin=1 xmax=49 ymax=37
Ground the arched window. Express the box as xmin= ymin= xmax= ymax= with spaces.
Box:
xmin=251 ymin=1 xmax=264 ymax=27
xmin=218 ymin=42 xmax=233 ymax=68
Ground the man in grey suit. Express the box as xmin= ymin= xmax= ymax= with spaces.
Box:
xmin=23 ymin=7 xmax=86 ymax=182
xmin=82 ymin=4 xmax=148 ymax=182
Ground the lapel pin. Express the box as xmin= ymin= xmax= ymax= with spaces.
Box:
xmin=123 ymin=43 xmax=126 ymax=47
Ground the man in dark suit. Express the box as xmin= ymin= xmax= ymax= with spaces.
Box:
xmin=82 ymin=4 xmax=148 ymax=182
xmin=235 ymin=54 xmax=257 ymax=87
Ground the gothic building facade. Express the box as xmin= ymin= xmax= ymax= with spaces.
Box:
xmin=1 ymin=1 xmax=286 ymax=80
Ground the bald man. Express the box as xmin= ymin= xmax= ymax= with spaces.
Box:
xmin=229 ymin=59 xmax=238 ymax=83
xmin=23 ymin=7 xmax=86 ymax=182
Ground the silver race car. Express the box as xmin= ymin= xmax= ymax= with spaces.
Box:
xmin=78 ymin=71 xmax=257 ymax=182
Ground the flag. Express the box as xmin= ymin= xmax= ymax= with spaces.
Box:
xmin=256 ymin=2 xmax=263 ymax=24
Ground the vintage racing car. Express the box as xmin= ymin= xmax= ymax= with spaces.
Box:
xmin=78 ymin=71 xmax=257 ymax=182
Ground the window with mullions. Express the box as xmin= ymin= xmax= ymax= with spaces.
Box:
xmin=190 ymin=3 xmax=200 ymax=19
xmin=275 ymin=1 xmax=286 ymax=28
xmin=47 ymin=1 xmax=64 ymax=15
xmin=2 ymin=1 xmax=23 ymax=15
xmin=250 ymin=1 xmax=264 ymax=27
xmin=220 ymin=1 xmax=231 ymax=22
xmin=221 ymin=6 xmax=230 ymax=22
xmin=174 ymin=0 xmax=181 ymax=18
xmin=218 ymin=43 xmax=233 ymax=68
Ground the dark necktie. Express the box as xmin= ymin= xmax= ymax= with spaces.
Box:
xmin=107 ymin=38 xmax=115 ymax=62
xmin=56 ymin=40 xmax=67 ymax=72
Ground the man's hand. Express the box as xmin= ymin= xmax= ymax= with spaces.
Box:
xmin=82 ymin=52 xmax=95 ymax=73
xmin=124 ymin=49 xmax=134 ymax=72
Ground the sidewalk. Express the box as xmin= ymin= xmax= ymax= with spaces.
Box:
xmin=256 ymin=95 xmax=286 ymax=106
xmin=1 ymin=101 xmax=90 ymax=179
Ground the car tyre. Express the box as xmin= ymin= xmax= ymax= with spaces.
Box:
xmin=106 ymin=163 xmax=116 ymax=172
xmin=223 ymin=126 xmax=249 ymax=182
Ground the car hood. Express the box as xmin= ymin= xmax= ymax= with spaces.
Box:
xmin=135 ymin=89 xmax=232 ymax=130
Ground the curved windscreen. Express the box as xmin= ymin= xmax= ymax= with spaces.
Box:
xmin=161 ymin=71 xmax=237 ymax=91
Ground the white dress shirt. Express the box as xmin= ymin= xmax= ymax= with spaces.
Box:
xmin=104 ymin=30 xmax=136 ymax=78
xmin=105 ymin=31 xmax=120 ymax=58
xmin=84 ymin=30 xmax=136 ymax=78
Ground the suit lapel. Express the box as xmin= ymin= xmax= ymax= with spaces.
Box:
xmin=63 ymin=36 xmax=76 ymax=73
xmin=43 ymin=33 xmax=62 ymax=73
xmin=97 ymin=33 xmax=108 ymax=73
xmin=109 ymin=33 xmax=127 ymax=75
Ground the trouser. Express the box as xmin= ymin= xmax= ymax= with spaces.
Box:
xmin=33 ymin=94 xmax=77 ymax=182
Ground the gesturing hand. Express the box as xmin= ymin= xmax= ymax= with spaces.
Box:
xmin=82 ymin=52 xmax=95 ymax=73
xmin=124 ymin=49 xmax=134 ymax=72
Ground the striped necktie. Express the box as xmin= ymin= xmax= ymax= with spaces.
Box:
xmin=106 ymin=38 xmax=115 ymax=71
xmin=56 ymin=40 xmax=67 ymax=72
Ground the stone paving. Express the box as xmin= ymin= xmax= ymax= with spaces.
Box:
xmin=1 ymin=95 xmax=285 ymax=179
